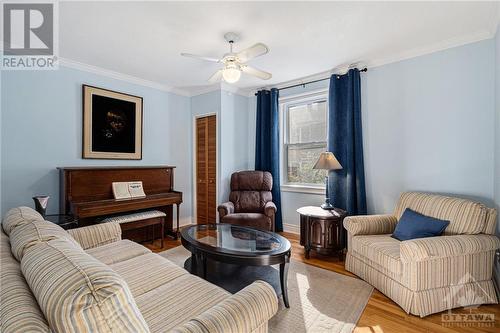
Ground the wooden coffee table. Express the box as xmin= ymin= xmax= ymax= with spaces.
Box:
xmin=181 ymin=223 xmax=291 ymax=308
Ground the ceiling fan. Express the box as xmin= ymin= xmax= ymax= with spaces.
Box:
xmin=181 ymin=32 xmax=272 ymax=84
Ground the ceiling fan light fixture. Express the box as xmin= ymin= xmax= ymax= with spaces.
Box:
xmin=222 ymin=64 xmax=241 ymax=83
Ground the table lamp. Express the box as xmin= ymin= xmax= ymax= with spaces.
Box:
xmin=313 ymin=152 xmax=342 ymax=210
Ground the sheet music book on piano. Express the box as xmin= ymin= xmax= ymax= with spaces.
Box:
xmin=112 ymin=181 xmax=146 ymax=200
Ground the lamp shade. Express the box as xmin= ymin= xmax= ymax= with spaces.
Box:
xmin=313 ymin=152 xmax=343 ymax=170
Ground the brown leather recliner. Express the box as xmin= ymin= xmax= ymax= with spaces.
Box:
xmin=218 ymin=171 xmax=277 ymax=232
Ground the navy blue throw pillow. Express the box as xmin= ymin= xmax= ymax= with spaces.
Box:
xmin=392 ymin=208 xmax=449 ymax=241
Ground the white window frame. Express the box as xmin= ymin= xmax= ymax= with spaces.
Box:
xmin=279 ymin=89 xmax=328 ymax=195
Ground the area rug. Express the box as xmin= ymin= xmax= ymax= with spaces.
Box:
xmin=159 ymin=246 xmax=373 ymax=333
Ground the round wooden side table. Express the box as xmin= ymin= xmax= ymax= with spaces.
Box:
xmin=297 ymin=206 xmax=347 ymax=260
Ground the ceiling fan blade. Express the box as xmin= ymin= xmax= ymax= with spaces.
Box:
xmin=241 ymin=65 xmax=272 ymax=80
xmin=208 ymin=69 xmax=223 ymax=83
xmin=181 ymin=53 xmax=220 ymax=63
xmin=236 ymin=43 xmax=269 ymax=63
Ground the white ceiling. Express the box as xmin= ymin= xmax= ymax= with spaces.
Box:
xmin=60 ymin=1 xmax=500 ymax=96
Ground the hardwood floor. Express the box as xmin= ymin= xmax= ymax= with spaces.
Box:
xmin=145 ymin=230 xmax=500 ymax=333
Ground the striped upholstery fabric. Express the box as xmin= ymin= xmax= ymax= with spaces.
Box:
xmin=400 ymin=234 xmax=500 ymax=261
xmin=345 ymin=192 xmax=500 ymax=317
xmin=136 ymin=274 xmax=230 ymax=332
xmin=9 ymin=219 xmax=81 ymax=261
xmin=346 ymin=253 xmax=499 ymax=317
xmin=0 ymin=231 xmax=51 ymax=333
xmin=185 ymin=280 xmax=277 ymax=333
xmin=86 ymin=239 xmax=151 ymax=265
xmin=102 ymin=210 xmax=166 ymax=224
xmin=343 ymin=214 xmax=398 ymax=236
xmin=2 ymin=206 xmax=44 ymax=236
xmin=344 ymin=214 xmax=398 ymax=252
xmin=1 ymin=206 xmax=278 ymax=332
xmin=110 ymin=253 xmax=187 ymax=296
xmin=394 ymin=192 xmax=488 ymax=235
xmin=483 ymin=208 xmax=498 ymax=234
xmin=351 ymin=234 xmax=402 ymax=279
xmin=21 ymin=238 xmax=150 ymax=333
xmin=67 ymin=221 xmax=122 ymax=249
xmin=171 ymin=322 xmax=208 ymax=333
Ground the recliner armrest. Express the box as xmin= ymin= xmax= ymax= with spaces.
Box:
xmin=343 ymin=214 xmax=397 ymax=236
xmin=171 ymin=280 xmax=278 ymax=333
xmin=217 ymin=202 xmax=234 ymax=219
xmin=67 ymin=222 xmax=122 ymax=250
xmin=264 ymin=201 xmax=277 ymax=217
xmin=400 ymin=234 xmax=500 ymax=262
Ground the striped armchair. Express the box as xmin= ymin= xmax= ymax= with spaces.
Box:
xmin=344 ymin=192 xmax=500 ymax=317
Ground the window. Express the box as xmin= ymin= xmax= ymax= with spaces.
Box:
xmin=281 ymin=90 xmax=328 ymax=192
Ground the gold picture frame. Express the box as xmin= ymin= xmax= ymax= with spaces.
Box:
xmin=82 ymin=85 xmax=143 ymax=160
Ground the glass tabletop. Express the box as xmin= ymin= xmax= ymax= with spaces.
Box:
xmin=183 ymin=224 xmax=288 ymax=255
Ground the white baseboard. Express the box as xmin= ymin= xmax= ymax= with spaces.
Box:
xmin=283 ymin=223 xmax=300 ymax=234
xmin=178 ymin=217 xmax=194 ymax=227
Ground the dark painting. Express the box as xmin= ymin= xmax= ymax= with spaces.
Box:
xmin=83 ymin=85 xmax=142 ymax=159
xmin=91 ymin=94 xmax=136 ymax=153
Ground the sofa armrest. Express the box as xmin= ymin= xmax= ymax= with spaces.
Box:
xmin=217 ymin=202 xmax=234 ymax=219
xmin=400 ymin=234 xmax=500 ymax=262
xmin=264 ymin=201 xmax=277 ymax=218
xmin=171 ymin=280 xmax=278 ymax=333
xmin=343 ymin=214 xmax=397 ymax=236
xmin=67 ymin=222 xmax=122 ymax=250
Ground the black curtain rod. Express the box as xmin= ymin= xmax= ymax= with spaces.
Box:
xmin=255 ymin=68 xmax=367 ymax=95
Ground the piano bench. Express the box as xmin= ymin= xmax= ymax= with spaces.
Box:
xmin=101 ymin=210 xmax=166 ymax=248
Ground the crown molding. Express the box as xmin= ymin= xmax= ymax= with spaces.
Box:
xmin=185 ymin=84 xmax=222 ymax=97
xmin=59 ymin=58 xmax=191 ymax=97
xmin=187 ymin=82 xmax=251 ymax=98
xmin=50 ymin=26 xmax=497 ymax=100
xmin=366 ymin=29 xmax=495 ymax=69
xmin=247 ymin=28 xmax=495 ymax=96
xmin=58 ymin=58 xmax=252 ymax=98
xmin=220 ymin=82 xmax=253 ymax=98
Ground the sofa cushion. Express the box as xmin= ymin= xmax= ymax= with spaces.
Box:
xmin=21 ymin=238 xmax=150 ymax=333
xmin=9 ymin=219 xmax=81 ymax=261
xmin=221 ymin=213 xmax=272 ymax=231
xmin=1 ymin=231 xmax=50 ymax=333
xmin=392 ymin=209 xmax=449 ymax=241
xmin=394 ymin=192 xmax=487 ymax=235
xmin=2 ymin=206 xmax=43 ymax=236
xmin=110 ymin=253 xmax=187 ymax=297
xmin=136 ymin=274 xmax=229 ymax=332
xmin=351 ymin=234 xmax=402 ymax=277
xmin=86 ymin=239 xmax=151 ymax=265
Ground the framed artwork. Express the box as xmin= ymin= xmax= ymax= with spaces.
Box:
xmin=82 ymin=85 xmax=143 ymax=159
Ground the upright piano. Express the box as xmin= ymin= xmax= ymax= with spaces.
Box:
xmin=58 ymin=166 xmax=182 ymax=240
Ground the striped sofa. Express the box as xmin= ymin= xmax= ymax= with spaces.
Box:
xmin=0 ymin=207 xmax=278 ymax=333
xmin=344 ymin=192 xmax=500 ymax=317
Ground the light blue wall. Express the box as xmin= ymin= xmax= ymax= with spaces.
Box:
xmin=248 ymin=38 xmax=496 ymax=228
xmin=2 ymin=37 xmax=496 ymax=232
xmin=190 ymin=89 xmax=251 ymax=221
xmin=1 ymin=66 xmax=193 ymax=223
xmin=364 ymin=38 xmax=495 ymax=214
xmin=495 ymin=25 xmax=500 ymax=230
xmin=220 ymin=91 xmax=250 ymax=202
xmin=494 ymin=25 xmax=500 ymax=287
